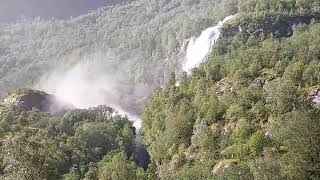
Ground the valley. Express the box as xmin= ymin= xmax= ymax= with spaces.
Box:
xmin=0 ymin=0 xmax=320 ymax=179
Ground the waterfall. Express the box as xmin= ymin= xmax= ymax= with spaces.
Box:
xmin=36 ymin=14 xmax=237 ymax=169
xmin=182 ymin=15 xmax=236 ymax=74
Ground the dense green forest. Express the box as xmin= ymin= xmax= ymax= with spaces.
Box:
xmin=0 ymin=89 xmax=142 ymax=179
xmin=0 ymin=0 xmax=237 ymax=179
xmin=0 ymin=0 xmax=128 ymax=22
xmin=0 ymin=0 xmax=237 ymax=107
xmin=0 ymin=0 xmax=320 ymax=179
xmin=142 ymin=0 xmax=320 ymax=179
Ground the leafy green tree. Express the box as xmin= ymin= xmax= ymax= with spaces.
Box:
xmin=226 ymin=103 xmax=245 ymax=122
xmin=247 ymin=130 xmax=264 ymax=157
xmin=98 ymin=152 xmax=143 ymax=180
xmin=1 ymin=130 xmax=66 ymax=180
xmin=266 ymin=79 xmax=298 ymax=115
xmin=303 ymin=61 xmax=320 ymax=86
xmin=276 ymin=110 xmax=320 ymax=179
xmin=282 ymin=61 xmax=304 ymax=85
xmin=251 ymin=157 xmax=285 ymax=180
xmin=191 ymin=118 xmax=213 ymax=150
xmin=250 ymin=101 xmax=267 ymax=123
xmin=63 ymin=166 xmax=82 ymax=180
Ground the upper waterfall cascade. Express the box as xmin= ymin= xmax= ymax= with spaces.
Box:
xmin=182 ymin=15 xmax=236 ymax=74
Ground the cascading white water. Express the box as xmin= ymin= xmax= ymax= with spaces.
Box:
xmin=182 ymin=15 xmax=236 ymax=74
xmin=35 ymin=15 xmax=236 ymax=168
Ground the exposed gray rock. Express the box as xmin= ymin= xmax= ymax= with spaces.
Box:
xmin=2 ymin=89 xmax=73 ymax=115
xmin=212 ymin=159 xmax=239 ymax=174
xmin=308 ymin=88 xmax=320 ymax=109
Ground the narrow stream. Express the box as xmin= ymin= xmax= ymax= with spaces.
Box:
xmin=134 ymin=126 xmax=150 ymax=169
xmin=129 ymin=115 xmax=150 ymax=168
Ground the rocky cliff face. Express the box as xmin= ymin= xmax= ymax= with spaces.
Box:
xmin=221 ymin=15 xmax=320 ymax=39
xmin=2 ymin=88 xmax=73 ymax=115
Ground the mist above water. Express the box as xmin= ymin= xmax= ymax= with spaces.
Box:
xmin=37 ymin=15 xmax=237 ymax=130
xmin=37 ymin=53 xmax=148 ymax=130
xmin=36 ymin=52 xmax=151 ymax=167
xmin=182 ymin=15 xmax=236 ymax=74
xmin=34 ymin=15 xmax=236 ymax=169
xmin=37 ymin=15 xmax=237 ymax=123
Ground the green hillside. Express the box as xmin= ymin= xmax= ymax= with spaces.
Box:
xmin=142 ymin=0 xmax=320 ymax=179
xmin=0 ymin=92 xmax=138 ymax=179
xmin=0 ymin=0 xmax=319 ymax=179
xmin=0 ymin=0 xmax=237 ymax=99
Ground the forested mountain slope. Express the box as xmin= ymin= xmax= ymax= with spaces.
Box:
xmin=0 ymin=89 xmax=139 ymax=179
xmin=0 ymin=0 xmax=128 ymax=22
xmin=142 ymin=0 xmax=320 ymax=179
xmin=0 ymin=0 xmax=320 ymax=179
xmin=0 ymin=0 xmax=239 ymax=179
xmin=0 ymin=0 xmax=237 ymax=114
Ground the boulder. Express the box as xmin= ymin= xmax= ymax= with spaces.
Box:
xmin=308 ymin=88 xmax=320 ymax=109
xmin=212 ymin=159 xmax=239 ymax=174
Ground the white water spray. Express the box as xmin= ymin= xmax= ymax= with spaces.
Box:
xmin=182 ymin=15 xmax=236 ymax=74
xmin=36 ymin=57 xmax=143 ymax=131
xmin=34 ymin=15 xmax=236 ymax=168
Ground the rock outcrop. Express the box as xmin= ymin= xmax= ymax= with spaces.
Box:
xmin=2 ymin=88 xmax=73 ymax=115
xmin=309 ymin=88 xmax=320 ymax=109
xmin=212 ymin=159 xmax=239 ymax=174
